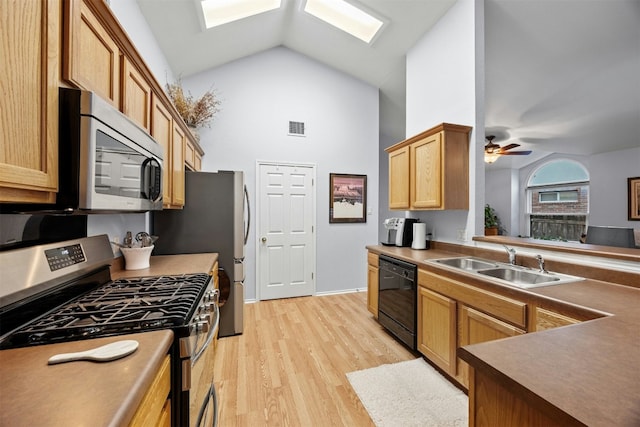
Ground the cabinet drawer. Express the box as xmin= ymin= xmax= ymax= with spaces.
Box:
xmin=367 ymin=252 xmax=379 ymax=267
xmin=419 ymin=269 xmax=527 ymax=329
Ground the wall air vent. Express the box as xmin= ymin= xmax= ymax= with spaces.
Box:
xmin=288 ymin=121 xmax=306 ymax=137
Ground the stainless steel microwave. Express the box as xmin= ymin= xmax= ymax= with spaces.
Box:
xmin=55 ymin=88 xmax=163 ymax=212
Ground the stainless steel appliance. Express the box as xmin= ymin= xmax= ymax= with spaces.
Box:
xmin=1 ymin=88 xmax=164 ymax=214
xmin=0 ymin=235 xmax=219 ymax=426
xmin=153 ymin=171 xmax=248 ymax=337
xmin=381 ymin=218 xmax=417 ymax=247
xmin=378 ymin=255 xmax=417 ymax=350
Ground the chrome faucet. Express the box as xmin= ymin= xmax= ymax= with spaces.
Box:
xmin=503 ymin=245 xmax=517 ymax=265
xmin=536 ymin=254 xmax=548 ymax=273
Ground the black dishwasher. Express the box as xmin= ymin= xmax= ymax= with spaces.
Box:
xmin=378 ymin=255 xmax=417 ymax=350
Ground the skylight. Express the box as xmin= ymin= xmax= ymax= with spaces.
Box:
xmin=303 ymin=0 xmax=384 ymax=43
xmin=200 ymin=0 xmax=282 ymax=29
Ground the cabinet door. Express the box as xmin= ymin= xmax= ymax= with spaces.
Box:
xmin=151 ymin=94 xmax=173 ymax=208
xmin=122 ymin=56 xmax=151 ymax=132
xmin=388 ymin=146 xmax=410 ymax=209
xmin=63 ymin=0 xmax=120 ymax=107
xmin=411 ymin=132 xmax=442 ymax=209
xmin=417 ymin=286 xmax=456 ymax=375
xmin=185 ymin=139 xmax=196 ymax=171
xmin=171 ymin=124 xmax=186 ymax=207
xmin=457 ymin=305 xmax=525 ymax=388
xmin=367 ymin=253 xmax=379 ymax=317
xmin=0 ymin=0 xmax=59 ymax=203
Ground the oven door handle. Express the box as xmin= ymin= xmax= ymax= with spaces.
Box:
xmin=196 ymin=383 xmax=218 ymax=427
xmin=193 ymin=292 xmax=219 ymax=364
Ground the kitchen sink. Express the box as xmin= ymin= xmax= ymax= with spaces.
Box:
xmin=432 ymin=257 xmax=498 ymax=271
xmin=428 ymin=257 xmax=584 ymax=289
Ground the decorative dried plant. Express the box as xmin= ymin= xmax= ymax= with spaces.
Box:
xmin=166 ymin=77 xmax=221 ymax=128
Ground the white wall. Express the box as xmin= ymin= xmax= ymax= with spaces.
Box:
xmin=183 ymin=47 xmax=379 ymax=300
xmin=485 ymin=168 xmax=518 ymax=235
xmin=587 ymin=147 xmax=640 ymax=228
xmin=108 ymin=0 xmax=175 ymax=84
xmin=403 ymin=0 xmax=484 ymax=242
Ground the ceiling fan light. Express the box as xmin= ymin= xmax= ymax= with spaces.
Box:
xmin=484 ymin=152 xmax=500 ymax=164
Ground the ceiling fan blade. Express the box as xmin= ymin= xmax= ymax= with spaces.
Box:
xmin=497 ymin=143 xmax=521 ymax=152
xmin=500 ymin=150 xmax=532 ymax=156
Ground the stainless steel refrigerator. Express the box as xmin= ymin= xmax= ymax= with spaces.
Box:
xmin=152 ymin=170 xmax=249 ymax=337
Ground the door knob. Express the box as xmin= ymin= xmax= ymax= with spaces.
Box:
xmin=261 ymin=237 xmax=267 ymax=243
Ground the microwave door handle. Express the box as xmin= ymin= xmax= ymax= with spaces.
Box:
xmin=141 ymin=157 xmax=162 ymax=202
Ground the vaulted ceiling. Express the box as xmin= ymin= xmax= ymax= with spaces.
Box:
xmin=136 ymin=0 xmax=640 ymax=169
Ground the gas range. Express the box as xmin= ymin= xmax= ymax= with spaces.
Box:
xmin=1 ymin=272 xmax=211 ymax=349
xmin=0 ymin=234 xmax=220 ymax=426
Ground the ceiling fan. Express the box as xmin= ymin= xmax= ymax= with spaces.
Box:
xmin=484 ymin=135 xmax=532 ymax=163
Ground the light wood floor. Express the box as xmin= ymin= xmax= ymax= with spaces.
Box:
xmin=213 ymin=291 xmax=417 ymax=426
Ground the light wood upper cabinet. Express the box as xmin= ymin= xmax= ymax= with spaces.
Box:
xmin=151 ymin=94 xmax=175 ymax=208
xmin=411 ymin=132 xmax=442 ymax=208
xmin=367 ymin=252 xmax=379 ymax=318
xmin=122 ymin=56 xmax=152 ymax=133
xmin=171 ymin=123 xmax=186 ymax=207
xmin=388 ymin=146 xmax=410 ymax=209
xmin=185 ymin=138 xmax=204 ymax=172
xmin=386 ymin=123 xmax=471 ymax=210
xmin=0 ymin=0 xmax=59 ymax=203
xmin=152 ymin=92 xmax=185 ymax=209
xmin=63 ymin=0 xmax=120 ymax=107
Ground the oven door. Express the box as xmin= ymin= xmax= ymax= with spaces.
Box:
xmin=189 ymin=298 xmax=220 ymax=427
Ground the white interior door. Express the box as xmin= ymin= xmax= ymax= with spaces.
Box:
xmin=258 ymin=163 xmax=315 ymax=300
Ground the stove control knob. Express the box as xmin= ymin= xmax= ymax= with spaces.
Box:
xmin=196 ymin=321 xmax=209 ymax=333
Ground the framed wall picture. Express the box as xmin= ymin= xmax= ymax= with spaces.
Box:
xmin=628 ymin=177 xmax=640 ymax=221
xmin=329 ymin=173 xmax=367 ymax=223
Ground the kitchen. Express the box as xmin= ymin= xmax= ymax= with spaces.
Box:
xmin=1 ymin=0 xmax=639 ymax=426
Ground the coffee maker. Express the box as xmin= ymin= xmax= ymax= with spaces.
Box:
xmin=382 ymin=218 xmax=418 ymax=247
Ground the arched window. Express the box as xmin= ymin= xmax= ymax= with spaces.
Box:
xmin=526 ymin=159 xmax=589 ymax=241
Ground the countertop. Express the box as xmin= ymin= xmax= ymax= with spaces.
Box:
xmin=111 ymin=252 xmax=218 ymax=279
xmin=0 ymin=253 xmax=219 ymax=427
xmin=367 ymin=244 xmax=640 ymax=427
xmin=0 ymin=330 xmax=173 ymax=427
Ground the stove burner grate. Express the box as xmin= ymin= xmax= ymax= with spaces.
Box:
xmin=2 ymin=273 xmax=211 ymax=348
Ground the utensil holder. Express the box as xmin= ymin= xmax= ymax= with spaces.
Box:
xmin=120 ymin=245 xmax=154 ymax=270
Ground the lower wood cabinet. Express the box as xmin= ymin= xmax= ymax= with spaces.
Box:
xmin=532 ymin=306 xmax=581 ymax=331
xmin=417 ymin=268 xmax=527 ymax=389
xmin=456 ymin=305 xmax=525 ymax=388
xmin=367 ymin=252 xmax=379 ymax=318
xmin=468 ymin=368 xmax=577 ymax=427
xmin=129 ymin=355 xmax=171 ymax=427
xmin=417 ymin=286 xmax=457 ymax=375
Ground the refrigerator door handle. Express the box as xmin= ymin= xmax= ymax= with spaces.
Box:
xmin=244 ymin=185 xmax=250 ymax=245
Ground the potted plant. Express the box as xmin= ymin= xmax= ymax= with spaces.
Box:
xmin=166 ymin=77 xmax=221 ymax=139
xmin=484 ymin=204 xmax=500 ymax=236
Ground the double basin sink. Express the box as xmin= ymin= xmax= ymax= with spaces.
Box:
xmin=429 ymin=257 xmax=583 ymax=289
